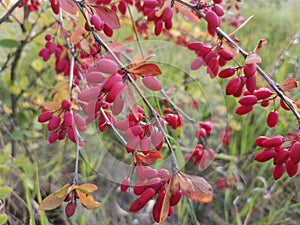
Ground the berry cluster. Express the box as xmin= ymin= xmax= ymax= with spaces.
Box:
xmin=215 ymin=176 xmax=237 ymax=189
xmin=18 ymin=0 xmax=40 ymax=11
xmin=184 ymin=144 xmax=216 ymax=169
xmin=255 ymin=133 xmax=300 ymax=179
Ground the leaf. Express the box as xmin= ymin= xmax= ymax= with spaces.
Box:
xmin=76 ymin=183 xmax=98 ymax=193
xmin=176 ymin=2 xmax=200 ymax=23
xmin=245 ymin=53 xmax=262 ymax=64
xmin=0 ymin=186 xmax=12 ymax=199
xmin=253 ymin=39 xmax=267 ymax=53
xmin=280 ymin=78 xmax=298 ymax=92
xmin=0 ymin=39 xmax=19 ymax=48
xmin=159 ymin=180 xmax=172 ymax=224
xmin=76 ymin=190 xmax=102 ymax=210
xmin=137 ymin=150 xmax=163 ymax=164
xmin=130 ymin=63 xmax=162 ymax=76
xmin=94 ymin=6 xmax=120 ymax=29
xmin=176 ymin=172 xmax=213 ymax=203
xmin=39 ymin=184 xmax=72 ymax=210
xmin=59 ymin=0 xmax=77 ymax=14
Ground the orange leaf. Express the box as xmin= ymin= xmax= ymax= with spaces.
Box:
xmin=176 ymin=172 xmax=213 ymax=203
xmin=137 ymin=150 xmax=163 ymax=165
xmin=94 ymin=6 xmax=120 ymax=29
xmin=59 ymin=0 xmax=77 ymax=15
xmin=76 ymin=190 xmax=102 ymax=210
xmin=280 ymin=78 xmax=298 ymax=92
xmin=159 ymin=180 xmax=172 ymax=224
xmin=39 ymin=184 xmax=73 ymax=210
xmin=129 ymin=63 xmax=162 ymax=76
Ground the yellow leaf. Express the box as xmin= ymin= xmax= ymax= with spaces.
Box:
xmin=76 ymin=183 xmax=98 ymax=193
xmin=44 ymin=101 xmax=61 ymax=111
xmin=177 ymin=172 xmax=213 ymax=203
xmin=76 ymin=190 xmax=101 ymax=210
xmin=39 ymin=184 xmax=72 ymax=210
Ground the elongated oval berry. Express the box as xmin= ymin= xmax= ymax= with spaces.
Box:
xmin=187 ymin=42 xmax=204 ymax=52
xmin=246 ymin=75 xmax=256 ymax=93
xmin=126 ymin=136 xmax=140 ymax=153
xmin=48 ymin=131 xmax=59 ymax=144
xmin=151 ymin=132 xmax=164 ymax=150
xmin=190 ymin=57 xmax=204 ymax=70
xmin=105 ymin=81 xmax=124 ymax=103
xmin=139 ymin=188 xmax=156 ymax=205
xmin=103 ymin=24 xmax=113 ymax=37
xmin=140 ymin=136 xmax=151 ymax=154
xmin=290 ymin=141 xmax=300 ymax=164
xmin=118 ymin=0 xmax=127 ymax=15
xmin=64 ymin=111 xmax=74 ymax=128
xmin=255 ymin=136 xmax=268 ymax=146
xmin=125 ymin=125 xmax=144 ymax=138
xmin=161 ymin=6 xmax=173 ymax=22
xmin=205 ymin=10 xmax=220 ymax=28
xmin=102 ymin=74 xmax=123 ymax=92
xmin=112 ymin=97 xmax=124 ymax=115
xmin=225 ymin=77 xmax=241 ymax=95
xmin=48 ymin=116 xmax=61 ymax=130
xmin=261 ymin=136 xmax=283 ymax=148
xmin=90 ymin=15 xmax=103 ymax=31
xmin=212 ymin=4 xmax=224 ymax=17
xmin=38 ymin=111 xmax=53 ymax=122
xmin=239 ymin=95 xmax=258 ymax=106
xmin=170 ymin=190 xmax=182 ymax=206
xmin=273 ymin=149 xmax=290 ymax=165
xmin=96 ymin=58 xmax=119 ymax=74
xmin=267 ymin=110 xmax=279 ymax=128
xmin=143 ymin=167 xmax=158 ymax=180
xmin=78 ymin=87 xmax=100 ymax=102
xmin=273 ymin=163 xmax=285 ymax=180
xmin=133 ymin=181 xmax=146 ymax=195
xmin=286 ymin=159 xmax=298 ymax=177
xmin=65 ymin=201 xmax=76 ymax=217
xmin=213 ymin=0 xmax=222 ymax=3
xmin=129 ymin=198 xmax=146 ymax=212
xmin=152 ymin=190 xmax=165 ymax=222
xmin=157 ymin=168 xmax=170 ymax=179
xmin=154 ymin=20 xmax=163 ymax=36
xmin=86 ymin=71 xmax=105 ymax=83
xmin=243 ymin=63 xmax=257 ymax=76
xmin=254 ymin=88 xmax=273 ymax=99
xmin=74 ymin=114 xmax=86 ymax=127
xmin=255 ymin=149 xmax=276 ymax=162
xmin=142 ymin=76 xmax=162 ymax=91
xmin=120 ymin=177 xmax=131 ymax=192
xmin=218 ymin=68 xmax=236 ymax=78
xmin=218 ymin=49 xmax=233 ymax=61
xmin=235 ymin=105 xmax=253 ymax=115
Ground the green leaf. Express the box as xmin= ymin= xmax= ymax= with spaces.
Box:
xmin=0 ymin=186 xmax=13 ymax=199
xmin=0 ymin=39 xmax=19 ymax=48
xmin=0 ymin=214 xmax=8 ymax=225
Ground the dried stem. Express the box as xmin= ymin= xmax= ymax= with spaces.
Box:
xmin=0 ymin=0 xmax=23 ymax=25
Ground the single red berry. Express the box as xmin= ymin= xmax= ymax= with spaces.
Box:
xmin=261 ymin=136 xmax=283 ymax=148
xmin=218 ymin=67 xmax=236 ymax=78
xmin=243 ymin=63 xmax=257 ymax=76
xmin=273 ymin=163 xmax=285 ymax=180
xmin=169 ymin=190 xmax=182 ymax=206
xmin=65 ymin=201 xmax=76 ymax=217
xmin=273 ymin=149 xmax=290 ymax=165
xmin=235 ymin=105 xmax=253 ymax=115
xmin=61 ymin=99 xmax=72 ymax=110
xmin=267 ymin=110 xmax=279 ymax=128
xmin=239 ymin=95 xmax=258 ymax=106
xmin=120 ymin=177 xmax=131 ymax=192
xmin=38 ymin=111 xmax=53 ymax=122
xmin=151 ymin=132 xmax=164 ymax=150
xmin=48 ymin=116 xmax=61 ymax=131
xmin=90 ymin=15 xmax=103 ymax=31
xmin=290 ymin=141 xmax=300 ymax=164
xmin=286 ymin=159 xmax=298 ymax=177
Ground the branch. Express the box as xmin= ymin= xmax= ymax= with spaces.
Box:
xmin=0 ymin=0 xmax=23 ymax=25
xmin=175 ymin=0 xmax=300 ymax=129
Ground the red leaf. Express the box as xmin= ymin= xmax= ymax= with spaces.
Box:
xmin=130 ymin=63 xmax=162 ymax=76
xmin=137 ymin=150 xmax=163 ymax=164
xmin=124 ymin=84 xmax=139 ymax=120
xmin=59 ymin=0 xmax=77 ymax=14
xmin=93 ymin=6 xmax=120 ymax=29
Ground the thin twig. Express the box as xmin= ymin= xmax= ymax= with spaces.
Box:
xmin=0 ymin=0 xmax=23 ymax=25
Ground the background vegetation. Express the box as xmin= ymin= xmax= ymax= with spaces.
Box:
xmin=0 ymin=0 xmax=300 ymax=224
